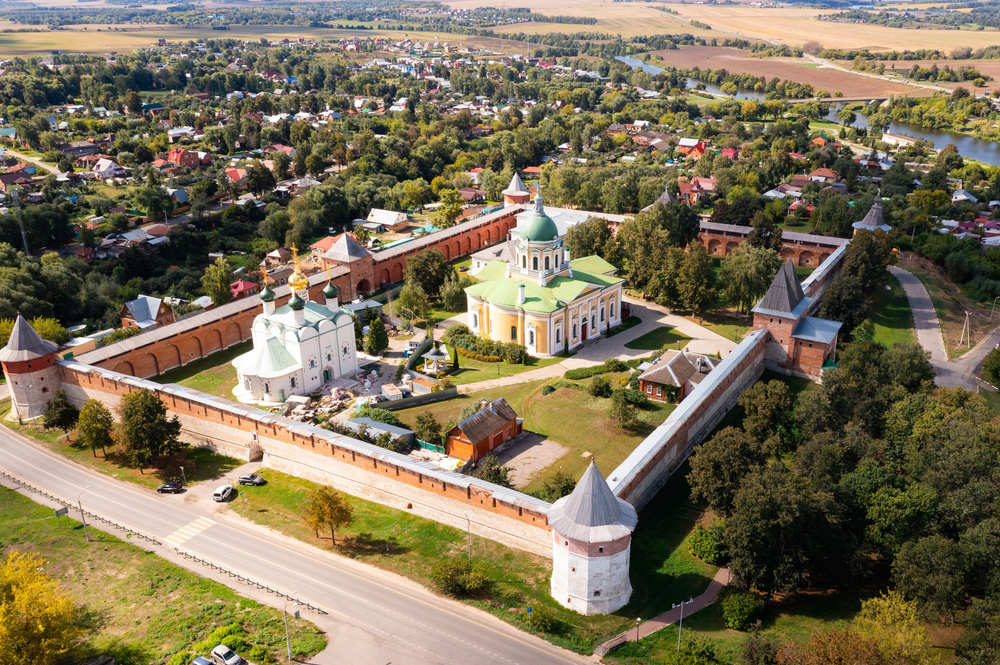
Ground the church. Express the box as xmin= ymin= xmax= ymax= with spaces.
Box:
xmin=232 ymin=251 xmax=358 ymax=404
xmin=464 ymin=187 xmax=624 ymax=357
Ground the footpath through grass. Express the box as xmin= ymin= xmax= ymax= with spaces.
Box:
xmin=230 ymin=468 xmax=630 ymax=653
xmin=0 ymin=486 xmax=326 ymax=664
xmin=0 ymin=399 xmax=243 ymax=491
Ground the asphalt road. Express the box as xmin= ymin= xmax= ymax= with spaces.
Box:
xmin=0 ymin=426 xmax=592 ymax=665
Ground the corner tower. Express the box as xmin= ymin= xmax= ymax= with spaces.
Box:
xmin=0 ymin=314 xmax=60 ymax=420
xmin=548 ymin=460 xmax=637 ymax=615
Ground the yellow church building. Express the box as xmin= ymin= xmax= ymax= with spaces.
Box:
xmin=464 ymin=189 xmax=624 ymax=357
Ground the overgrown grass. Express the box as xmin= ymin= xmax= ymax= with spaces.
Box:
xmin=869 ymin=274 xmax=916 ymax=348
xmin=156 ymin=340 xmax=251 ymax=400
xmin=0 ymin=486 xmax=326 ymax=664
xmin=0 ymin=399 xmax=243 ymax=490
xmin=624 ymin=326 xmax=693 ymax=351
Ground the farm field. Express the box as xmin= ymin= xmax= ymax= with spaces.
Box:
xmin=862 ymin=59 xmax=1000 ymax=94
xmin=648 ymin=46 xmax=922 ymax=97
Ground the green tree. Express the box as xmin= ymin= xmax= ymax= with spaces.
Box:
xmin=415 ymin=412 xmax=442 ymax=444
xmin=77 ymin=399 xmax=114 ymax=457
xmin=608 ymin=390 xmax=639 ymax=429
xmin=564 ymin=216 xmax=612 ymax=261
xmin=42 ymin=389 xmax=78 ymax=436
xmin=404 ymin=249 xmax=450 ymax=298
xmin=303 ymin=485 xmax=353 ymax=545
xmin=689 ymin=427 xmax=767 ymax=515
xmin=678 ymin=242 xmax=715 ymax=319
xmin=738 ymin=380 xmax=795 ymax=453
xmin=956 ymin=597 xmax=1000 ymax=665
xmin=245 ymin=162 xmax=276 ymax=197
xmin=472 ymin=454 xmax=513 ymax=488
xmin=124 ymin=89 xmax=142 ymax=116
xmin=305 ymin=154 xmax=326 ymax=178
xmin=0 ymin=550 xmax=82 ymax=665
xmin=0 ymin=317 xmax=68 ymax=348
xmin=439 ymin=273 xmax=473 ymax=312
xmin=435 ymin=189 xmax=465 ymax=229
xmin=856 ymin=591 xmax=933 ymax=665
xmin=271 ymin=152 xmax=292 ymax=181
xmin=396 ymin=282 xmax=429 ymax=322
xmin=117 ymin=388 xmax=182 ymax=472
xmin=201 ymin=256 xmax=234 ymax=307
xmin=892 ymin=535 xmax=967 ymax=621
xmin=717 ymin=245 xmax=782 ymax=315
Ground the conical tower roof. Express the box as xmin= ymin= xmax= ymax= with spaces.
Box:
xmin=852 ymin=194 xmax=891 ymax=233
xmin=547 ymin=460 xmax=638 ymax=543
xmin=641 ymin=182 xmax=676 ymax=212
xmin=503 ymin=171 xmax=529 ymax=196
xmin=753 ymin=259 xmax=807 ymax=318
xmin=0 ymin=314 xmax=59 ymax=363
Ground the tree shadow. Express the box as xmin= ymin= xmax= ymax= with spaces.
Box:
xmin=338 ymin=532 xmax=409 ymax=557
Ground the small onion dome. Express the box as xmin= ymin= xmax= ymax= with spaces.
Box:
xmin=288 ymin=292 xmax=305 ymax=311
xmin=260 ymin=284 xmax=275 ymax=302
xmin=323 ymin=281 xmax=338 ymax=299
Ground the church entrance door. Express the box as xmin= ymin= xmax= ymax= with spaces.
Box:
xmin=581 ymin=321 xmax=588 ymax=341
xmin=323 ymin=369 xmax=332 ymax=382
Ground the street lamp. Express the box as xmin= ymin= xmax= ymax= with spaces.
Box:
xmin=284 ymin=589 xmax=299 ymax=660
xmin=635 ymin=617 xmax=641 ymax=643
xmin=179 ymin=466 xmax=186 ymax=483
xmin=672 ymin=598 xmax=695 ymax=652
xmin=77 ymin=485 xmax=91 ymax=542
xmin=463 ymin=511 xmax=472 ymax=561
xmin=990 ymin=296 xmax=1000 ymax=323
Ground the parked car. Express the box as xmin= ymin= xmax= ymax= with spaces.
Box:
xmin=192 ymin=658 xmax=212 ymax=665
xmin=210 ymin=645 xmax=243 ymax=665
xmin=238 ymin=473 xmax=265 ymax=486
xmin=212 ymin=485 xmax=235 ymax=502
xmin=156 ymin=480 xmax=183 ymax=494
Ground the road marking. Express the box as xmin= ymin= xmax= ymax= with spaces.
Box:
xmin=162 ymin=516 xmax=215 ymax=548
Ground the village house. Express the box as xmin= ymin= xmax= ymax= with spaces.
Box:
xmin=167 ymin=147 xmax=212 ymax=168
xmin=638 ymin=350 xmax=720 ymax=403
xmin=230 ymin=280 xmax=260 ymax=300
xmin=444 ymin=398 xmax=522 ymax=462
xmin=121 ymin=295 xmax=175 ymax=330
xmin=92 ymin=158 xmax=126 ymax=180
xmin=364 ymin=208 xmax=409 ymax=232
xmin=677 ymin=138 xmax=707 ymax=159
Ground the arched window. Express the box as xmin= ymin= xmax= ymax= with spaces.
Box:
xmin=290 ymin=377 xmax=297 ymax=388
xmin=556 ymin=328 xmax=561 ymax=344
xmin=522 ymin=255 xmax=526 ymax=268
xmin=532 ymin=256 xmax=538 ymax=271
xmin=544 ymin=255 xmax=550 ymax=271
xmin=510 ymin=325 xmax=517 ymax=341
xmin=309 ymin=359 xmax=316 ymax=369
xmin=528 ymin=329 xmax=535 ymax=346
xmin=264 ymin=382 xmax=270 ymax=394
xmin=591 ymin=315 xmax=596 ymax=328
xmin=472 ymin=313 xmax=479 ymax=329
xmin=245 ymin=379 xmax=251 ymax=391
xmin=572 ymin=324 xmax=577 ymax=338
xmin=610 ymin=301 xmax=615 ymax=318
xmin=600 ymin=307 xmax=605 ymax=322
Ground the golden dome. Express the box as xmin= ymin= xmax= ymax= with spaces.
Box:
xmin=288 ymin=244 xmax=309 ymax=292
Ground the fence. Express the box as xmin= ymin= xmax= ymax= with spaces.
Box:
xmin=174 ymin=549 xmax=327 ymax=615
xmin=0 ymin=468 xmax=161 ymax=545
xmin=380 ymin=387 xmax=458 ymax=411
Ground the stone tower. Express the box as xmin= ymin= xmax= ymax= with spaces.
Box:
xmin=502 ymin=172 xmax=531 ymax=206
xmin=548 ymin=460 xmax=638 ymax=615
xmin=0 ymin=314 xmax=60 ymax=420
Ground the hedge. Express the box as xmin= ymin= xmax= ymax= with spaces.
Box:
xmin=564 ymin=358 xmax=630 ymax=380
xmin=447 ymin=333 xmax=526 ymax=364
xmin=455 ymin=347 xmax=502 ymax=363
xmin=719 ymin=589 xmax=765 ymax=631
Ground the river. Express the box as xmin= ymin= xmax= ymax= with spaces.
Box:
xmin=616 ymin=55 xmax=1000 ymax=165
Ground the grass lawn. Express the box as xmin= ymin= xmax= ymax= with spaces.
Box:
xmin=156 ymin=340 xmax=250 ymax=400
xmin=445 ymin=352 xmax=564 ymax=385
xmin=624 ymin=327 xmax=692 ymax=351
xmin=0 ymin=486 xmax=326 ymax=664
xmin=229 ymin=468 xmax=630 ymax=653
xmin=869 ymin=274 xmax=916 ymax=348
xmin=0 ymin=399 xmax=243 ymax=491
xmin=392 ymin=378 xmax=675 ymax=494
xmin=605 ymin=315 xmax=643 ymax=337
xmin=684 ymin=310 xmax=751 ymax=345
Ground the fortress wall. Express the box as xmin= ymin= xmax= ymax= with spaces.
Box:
xmin=57 ymin=361 xmax=553 ymax=556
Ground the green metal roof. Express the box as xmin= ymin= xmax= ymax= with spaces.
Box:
xmin=465 ymin=260 xmax=623 ymax=313
xmin=475 ymin=260 xmax=509 ymax=282
xmin=569 ymin=255 xmax=617 ymax=276
xmin=232 ymin=336 xmax=301 ymax=379
xmin=520 ymin=210 xmax=559 ymax=242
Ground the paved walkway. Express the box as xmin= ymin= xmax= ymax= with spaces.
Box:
xmin=888 ymin=266 xmax=1000 ymax=390
xmin=598 ymin=567 xmax=731 ymax=653
xmin=456 ymin=298 xmax=738 ymax=394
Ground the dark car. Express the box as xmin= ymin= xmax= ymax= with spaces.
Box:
xmin=238 ymin=473 xmax=265 ymax=486
xmin=156 ymin=480 xmax=183 ymax=494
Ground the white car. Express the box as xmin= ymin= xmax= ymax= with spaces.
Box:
xmin=212 ymin=485 xmax=235 ymax=502
xmin=210 ymin=644 xmax=243 ymax=665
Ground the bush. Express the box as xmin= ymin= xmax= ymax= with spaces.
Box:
xmin=720 ymin=589 xmax=765 ymax=631
xmin=245 ymin=644 xmax=272 ymax=663
xmin=355 ymin=404 xmax=404 ymax=427
xmin=166 ymin=653 xmax=191 ymax=665
xmin=984 ymin=347 xmax=1000 ymax=381
xmin=431 ymin=558 xmax=493 ymax=597
xmin=565 ymin=357 xmax=632 ymax=380
xmin=448 ymin=333 xmax=525 ymax=364
xmin=589 ymin=375 xmax=613 ymax=398
xmin=525 ymin=605 xmax=555 ymax=632
xmin=455 ymin=346 xmax=502 ymax=363
xmin=541 ymin=384 xmax=556 ymax=396
xmin=622 ymin=388 xmax=651 ymax=408
xmin=689 ymin=523 xmax=727 ymax=565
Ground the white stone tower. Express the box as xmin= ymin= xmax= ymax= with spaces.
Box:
xmin=548 ymin=460 xmax=638 ymax=615
xmin=0 ymin=314 xmax=60 ymax=421
xmin=260 ymin=283 xmax=276 ymax=316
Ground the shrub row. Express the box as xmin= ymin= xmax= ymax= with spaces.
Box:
xmin=455 ymin=346 xmax=502 ymax=363
xmin=448 ymin=333 xmax=526 ymax=364
xmin=564 ymin=358 xmax=631 ymax=380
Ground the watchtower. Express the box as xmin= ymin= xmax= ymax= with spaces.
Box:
xmin=0 ymin=314 xmax=60 ymax=420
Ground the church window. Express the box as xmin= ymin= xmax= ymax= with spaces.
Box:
xmin=510 ymin=326 xmax=517 ymax=341
xmin=556 ymin=328 xmax=561 ymax=344
xmin=532 ymin=256 xmax=538 ymax=271
xmin=528 ymin=330 xmax=535 ymax=346
xmin=544 ymin=256 xmax=550 ymax=271
xmin=343 ymin=345 xmax=349 ymax=357
xmin=309 ymin=359 xmax=316 ymax=369
xmin=264 ymin=382 xmax=270 ymax=393
xmin=245 ymin=379 xmax=251 ymax=391
xmin=572 ymin=324 xmax=577 ymax=338
xmin=600 ymin=307 xmax=605 ymax=322
xmin=610 ymin=301 xmax=615 ymax=318
xmin=598 ymin=547 xmax=604 ymax=553
xmin=290 ymin=377 xmax=297 ymax=388
xmin=472 ymin=313 xmax=479 ymax=329
xmin=522 ymin=255 xmax=526 ymax=268
xmin=327 ymin=353 xmax=331 ymax=361
xmin=594 ymin=590 xmax=601 ymax=597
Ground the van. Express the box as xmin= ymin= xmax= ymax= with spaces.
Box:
xmin=212 ymin=485 xmax=234 ymax=502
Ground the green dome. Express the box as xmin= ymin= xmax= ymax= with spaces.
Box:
xmin=288 ymin=292 xmax=305 ymax=311
xmin=520 ymin=210 xmax=559 ymax=242
xmin=260 ymin=284 xmax=275 ymax=302
xmin=323 ymin=281 xmax=338 ymax=298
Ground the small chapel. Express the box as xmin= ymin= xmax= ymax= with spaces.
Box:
xmin=232 ymin=250 xmax=358 ymax=404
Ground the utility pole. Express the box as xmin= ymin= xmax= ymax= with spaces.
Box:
xmin=284 ymin=590 xmax=299 ymax=660
xmin=464 ymin=511 xmax=472 ymax=561
xmin=77 ymin=485 xmax=91 ymax=542
xmin=10 ymin=188 xmax=30 ymax=256
xmin=672 ymin=598 xmax=695 ymax=652
xmin=961 ymin=310 xmax=971 ymax=347
xmin=990 ymin=297 xmax=999 ymax=324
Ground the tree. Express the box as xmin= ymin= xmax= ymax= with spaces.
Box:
xmin=415 ymin=412 xmax=442 ymax=445
xmin=396 ymin=282 xmax=429 ymax=322
xmin=856 ymin=591 xmax=933 ymax=665
xmin=739 ymin=380 xmax=795 ymax=453
xmin=117 ymin=388 xmax=182 ymax=472
xmin=717 ymin=245 xmax=782 ymax=315
xmin=564 ymin=216 xmax=612 ymax=260
xmin=892 ymin=535 xmax=967 ymax=620
xmin=201 ymin=256 xmax=234 ymax=307
xmin=404 ymin=249 xmax=450 ymax=298
xmin=77 ymin=399 xmax=114 ymax=457
xmin=439 ymin=274 xmax=473 ymax=312
xmin=471 ymin=454 xmax=513 ymax=488
xmin=435 ymin=189 xmax=465 ymax=229
xmin=608 ymin=390 xmax=639 ymax=429
xmin=124 ymin=89 xmax=142 ymax=116
xmin=306 ymin=154 xmax=326 ymax=178
xmin=364 ymin=316 xmax=389 ymax=356
xmin=303 ymin=485 xmax=353 ymax=545
xmin=42 ymin=389 xmax=78 ymax=435
xmin=689 ymin=427 xmax=767 ymax=515
xmin=271 ymin=152 xmax=292 ymax=180
xmin=0 ymin=317 xmax=68 ymax=348
xmin=748 ymin=208 xmax=784 ymax=252
xmin=819 ymin=230 xmax=895 ymax=333
xmin=0 ymin=550 xmax=81 ymax=665
xmin=293 ymin=149 xmax=308 ymax=177
xmin=245 ymin=162 xmax=276 ymax=197
xmin=956 ymin=597 xmax=1000 ymax=665
xmin=778 ymin=628 xmax=887 ymax=665
xmin=678 ymin=242 xmax=715 ymax=319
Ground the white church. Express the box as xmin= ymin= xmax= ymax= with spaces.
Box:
xmin=232 ymin=254 xmax=358 ymax=404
